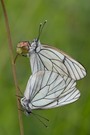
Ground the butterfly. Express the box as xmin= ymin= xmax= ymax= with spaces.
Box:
xmin=16 ymin=21 xmax=86 ymax=80
xmin=21 ymin=70 xmax=80 ymax=115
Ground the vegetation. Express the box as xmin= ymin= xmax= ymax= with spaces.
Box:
xmin=0 ymin=0 xmax=90 ymax=135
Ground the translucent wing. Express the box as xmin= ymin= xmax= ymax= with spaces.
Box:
xmin=24 ymin=71 xmax=80 ymax=110
xmin=30 ymin=44 xmax=86 ymax=80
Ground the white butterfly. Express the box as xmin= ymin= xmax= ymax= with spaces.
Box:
xmin=21 ymin=71 xmax=80 ymax=115
xmin=16 ymin=39 xmax=86 ymax=80
xmin=16 ymin=21 xmax=86 ymax=80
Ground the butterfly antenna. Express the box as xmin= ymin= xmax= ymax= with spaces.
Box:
xmin=37 ymin=20 xmax=47 ymax=42
xmin=32 ymin=113 xmax=48 ymax=128
xmin=31 ymin=112 xmax=49 ymax=122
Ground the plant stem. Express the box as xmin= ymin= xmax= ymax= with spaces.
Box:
xmin=1 ymin=0 xmax=24 ymax=135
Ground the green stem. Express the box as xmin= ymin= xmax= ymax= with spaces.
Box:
xmin=1 ymin=0 xmax=24 ymax=135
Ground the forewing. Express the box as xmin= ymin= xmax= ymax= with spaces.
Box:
xmin=30 ymin=44 xmax=86 ymax=80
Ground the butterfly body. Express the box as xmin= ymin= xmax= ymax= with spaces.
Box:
xmin=21 ymin=97 xmax=32 ymax=116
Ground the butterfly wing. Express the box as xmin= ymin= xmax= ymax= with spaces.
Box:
xmin=24 ymin=71 xmax=80 ymax=110
xmin=30 ymin=44 xmax=86 ymax=80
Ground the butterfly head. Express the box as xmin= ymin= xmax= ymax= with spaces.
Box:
xmin=15 ymin=20 xmax=47 ymax=62
xmin=21 ymin=97 xmax=32 ymax=116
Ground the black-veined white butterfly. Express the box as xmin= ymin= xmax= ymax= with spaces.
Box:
xmin=16 ymin=21 xmax=86 ymax=80
xmin=21 ymin=71 xmax=80 ymax=115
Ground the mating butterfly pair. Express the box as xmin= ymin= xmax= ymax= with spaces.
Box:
xmin=16 ymin=21 xmax=86 ymax=115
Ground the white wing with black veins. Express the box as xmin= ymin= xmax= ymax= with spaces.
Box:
xmin=24 ymin=71 xmax=80 ymax=110
xmin=30 ymin=44 xmax=86 ymax=80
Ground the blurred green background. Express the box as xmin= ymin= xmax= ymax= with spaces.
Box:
xmin=0 ymin=0 xmax=90 ymax=135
